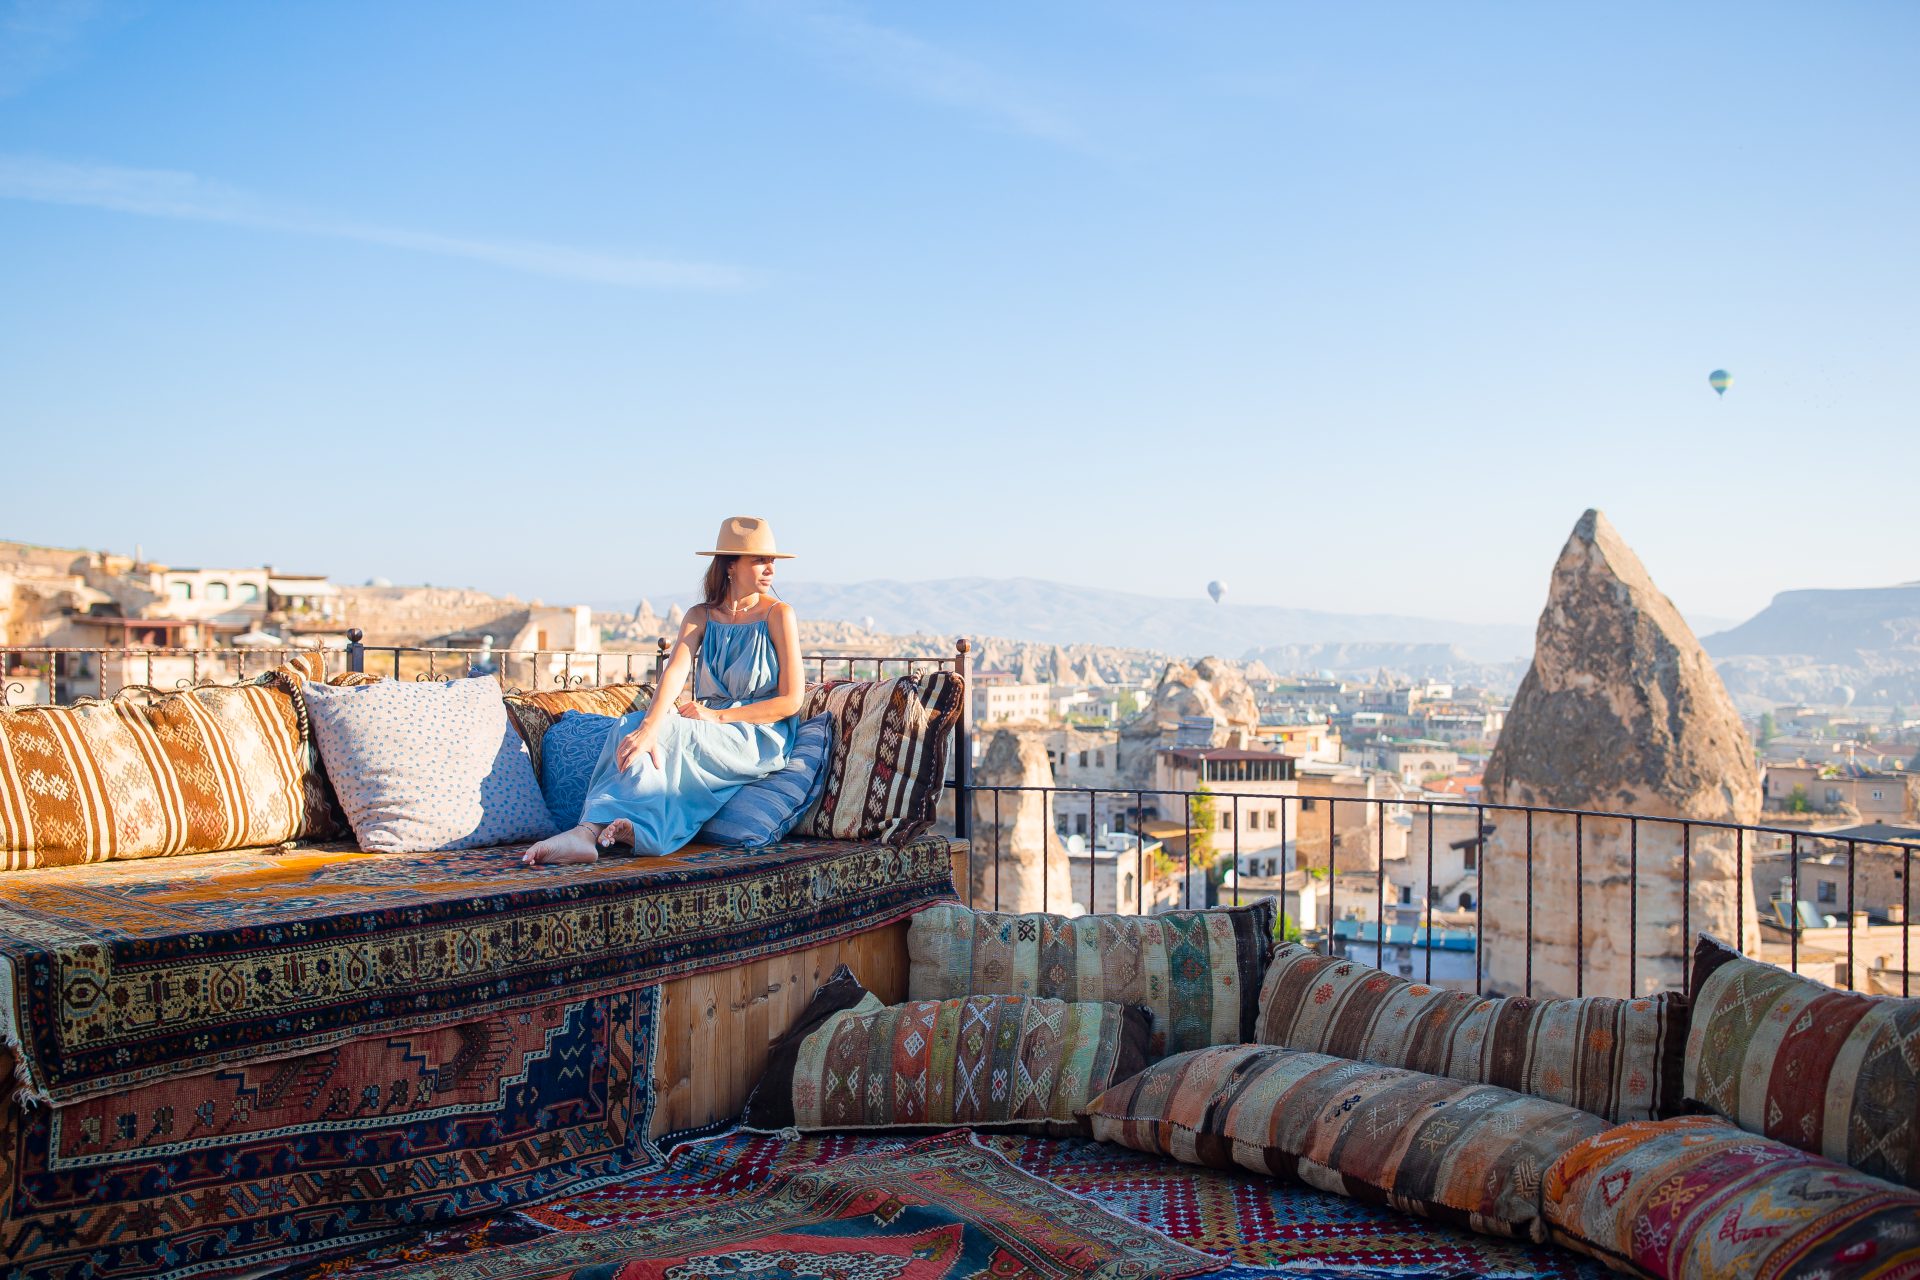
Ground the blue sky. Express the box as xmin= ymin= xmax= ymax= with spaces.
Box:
xmin=1 ymin=1 xmax=1914 ymax=627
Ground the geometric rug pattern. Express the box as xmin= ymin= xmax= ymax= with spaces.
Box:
xmin=276 ymin=1128 xmax=1607 ymax=1278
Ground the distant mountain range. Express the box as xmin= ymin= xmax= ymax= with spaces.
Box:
xmin=1703 ymin=582 xmax=1920 ymax=708
xmin=598 ymin=577 xmax=1538 ymax=663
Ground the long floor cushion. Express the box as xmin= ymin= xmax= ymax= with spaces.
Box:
xmin=1545 ymin=1114 xmax=1920 ymax=1279
xmin=1083 ymin=1042 xmax=1613 ymax=1243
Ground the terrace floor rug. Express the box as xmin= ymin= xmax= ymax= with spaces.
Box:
xmin=3 ymin=983 xmax=664 ymax=1280
xmin=331 ymin=1130 xmax=1228 ymax=1280
xmin=0 ymin=832 xmax=955 ymax=1104
xmin=277 ymin=1129 xmax=1604 ymax=1280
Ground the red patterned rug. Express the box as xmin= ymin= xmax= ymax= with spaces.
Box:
xmin=339 ymin=1130 xmax=1224 ymax=1279
xmin=529 ymin=1131 xmax=1604 ymax=1278
xmin=282 ymin=1129 xmax=1605 ymax=1278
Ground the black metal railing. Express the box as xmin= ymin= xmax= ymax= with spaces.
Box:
xmin=954 ymin=780 xmax=1920 ymax=1001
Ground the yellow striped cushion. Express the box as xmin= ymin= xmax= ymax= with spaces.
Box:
xmin=0 ymin=657 xmax=336 ymax=869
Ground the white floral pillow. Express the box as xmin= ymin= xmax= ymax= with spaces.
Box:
xmin=302 ymin=676 xmax=557 ymax=853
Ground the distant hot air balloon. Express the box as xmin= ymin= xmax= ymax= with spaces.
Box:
xmin=1709 ymin=369 xmax=1732 ymax=397
xmin=1207 ymin=580 xmax=1227 ymax=605
xmin=861 ymin=615 xmax=876 ymax=632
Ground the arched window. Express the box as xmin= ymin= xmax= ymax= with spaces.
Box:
xmin=170 ymin=581 xmax=193 ymax=602
xmin=237 ymin=583 xmax=260 ymax=602
xmin=207 ymin=582 xmax=229 ymax=602
xmin=1122 ymin=873 xmax=1134 ymax=904
xmin=1457 ymin=891 xmax=1475 ymax=910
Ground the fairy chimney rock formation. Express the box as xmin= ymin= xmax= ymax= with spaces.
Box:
xmin=968 ymin=728 xmax=1071 ymax=913
xmin=1483 ymin=510 xmax=1760 ymax=997
xmin=1118 ymin=657 xmax=1260 ymax=786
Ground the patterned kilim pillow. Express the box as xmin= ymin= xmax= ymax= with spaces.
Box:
xmin=303 ymin=675 xmax=557 ymax=853
xmin=0 ymin=655 xmax=338 ymax=870
xmin=908 ymin=900 xmax=1275 ymax=1061
xmin=503 ymin=682 xmax=653 ymax=778
xmin=1544 ymin=1115 xmax=1920 ymax=1280
xmin=744 ymin=964 xmax=1151 ymax=1137
xmin=1083 ymin=1043 xmax=1612 ymax=1243
xmin=795 ymin=672 xmax=964 ymax=846
xmin=1256 ymin=940 xmax=1688 ymax=1124
xmin=1685 ymin=932 xmax=1920 ymax=1189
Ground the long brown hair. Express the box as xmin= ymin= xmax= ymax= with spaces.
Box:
xmin=701 ymin=555 xmax=780 ymax=611
xmin=701 ymin=556 xmax=736 ymax=609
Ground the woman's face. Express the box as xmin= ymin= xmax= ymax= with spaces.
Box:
xmin=732 ymin=556 xmax=776 ymax=598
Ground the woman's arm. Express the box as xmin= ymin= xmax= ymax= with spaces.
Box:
xmin=710 ymin=602 xmax=805 ymax=724
xmin=616 ymin=607 xmax=705 ymax=768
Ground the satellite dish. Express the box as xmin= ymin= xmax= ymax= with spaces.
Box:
xmin=1709 ymin=369 xmax=1732 ymax=397
xmin=1207 ymin=580 xmax=1227 ymax=604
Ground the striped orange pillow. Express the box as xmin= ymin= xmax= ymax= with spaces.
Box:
xmin=0 ymin=657 xmax=337 ymax=869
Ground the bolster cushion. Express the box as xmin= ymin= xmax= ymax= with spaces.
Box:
xmin=1257 ymin=940 xmax=1688 ymax=1124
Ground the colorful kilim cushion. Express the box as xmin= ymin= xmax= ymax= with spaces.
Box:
xmin=1543 ymin=1114 xmax=1920 ymax=1280
xmin=0 ymin=982 xmax=665 ymax=1280
xmin=504 ymin=1131 xmax=1608 ymax=1279
xmin=0 ymin=832 xmax=957 ymax=1105
xmin=0 ymin=654 xmax=337 ymax=870
xmin=745 ymin=964 xmax=1150 ymax=1136
xmin=908 ymin=900 xmax=1276 ymax=1060
xmin=1685 ymin=932 xmax=1920 ymax=1189
xmin=1256 ymin=941 xmax=1688 ymax=1124
xmin=503 ymin=681 xmax=653 ymax=777
xmin=303 ymin=674 xmax=558 ymax=853
xmin=796 ymin=671 xmax=964 ymax=846
xmin=366 ymin=1130 xmax=1224 ymax=1280
xmin=1083 ymin=1043 xmax=1612 ymax=1243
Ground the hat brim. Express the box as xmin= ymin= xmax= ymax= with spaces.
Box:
xmin=696 ymin=550 xmax=796 ymax=558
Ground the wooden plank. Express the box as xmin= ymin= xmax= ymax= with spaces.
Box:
xmin=648 ymin=918 xmax=913 ymax=1137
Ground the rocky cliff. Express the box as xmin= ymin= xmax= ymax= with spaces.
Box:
xmin=1483 ymin=510 xmax=1760 ymax=997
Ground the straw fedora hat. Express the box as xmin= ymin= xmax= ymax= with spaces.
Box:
xmin=696 ymin=516 xmax=795 ymax=560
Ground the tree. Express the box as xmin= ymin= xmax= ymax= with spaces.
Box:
xmin=1273 ymin=911 xmax=1304 ymax=945
xmin=1187 ymin=784 xmax=1217 ymax=867
xmin=1785 ymin=785 xmax=1812 ymax=814
xmin=1757 ymin=711 xmax=1778 ymax=747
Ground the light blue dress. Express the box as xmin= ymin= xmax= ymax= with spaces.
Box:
xmin=579 ymin=617 xmax=799 ymax=855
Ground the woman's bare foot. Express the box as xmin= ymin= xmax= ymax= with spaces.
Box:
xmin=521 ymin=824 xmax=602 ymax=867
xmin=597 ymin=819 xmax=635 ymax=850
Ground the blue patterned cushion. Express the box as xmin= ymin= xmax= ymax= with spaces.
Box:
xmin=698 ymin=712 xmax=835 ymax=847
xmin=539 ymin=710 xmax=619 ymax=826
xmin=302 ymin=676 xmax=558 ymax=853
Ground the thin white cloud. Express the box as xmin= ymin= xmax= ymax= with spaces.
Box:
xmin=774 ymin=4 xmax=1086 ymax=149
xmin=0 ymin=154 xmax=752 ymax=290
xmin=0 ymin=0 xmax=110 ymax=98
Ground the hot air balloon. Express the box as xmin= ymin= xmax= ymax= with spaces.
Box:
xmin=1709 ymin=369 xmax=1732 ymax=397
xmin=861 ymin=615 xmax=876 ymax=632
xmin=1207 ymin=580 xmax=1227 ymax=605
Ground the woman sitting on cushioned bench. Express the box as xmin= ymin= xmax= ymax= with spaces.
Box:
xmin=521 ymin=516 xmax=804 ymax=865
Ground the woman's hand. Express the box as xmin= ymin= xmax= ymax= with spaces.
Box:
xmin=615 ymin=725 xmax=663 ymax=772
xmin=676 ymin=700 xmax=716 ymax=722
